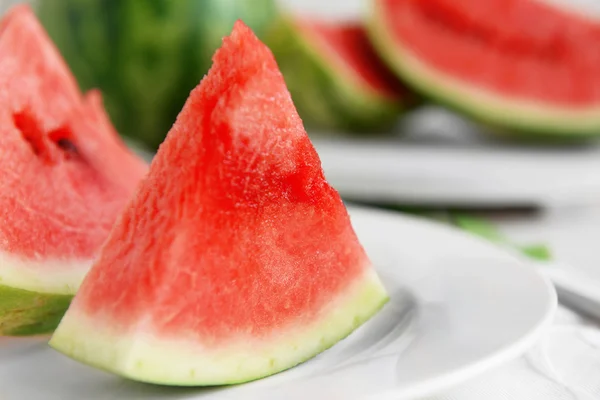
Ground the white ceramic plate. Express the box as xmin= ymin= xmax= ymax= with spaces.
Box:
xmin=0 ymin=207 xmax=556 ymax=400
xmin=313 ymin=140 xmax=600 ymax=208
xmin=311 ymin=109 xmax=600 ymax=208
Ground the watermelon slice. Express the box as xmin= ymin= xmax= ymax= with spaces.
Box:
xmin=368 ymin=0 xmax=600 ymax=138
xmin=269 ymin=16 xmax=411 ymax=133
xmin=49 ymin=21 xmax=389 ymax=385
xmin=0 ymin=5 xmax=147 ymax=336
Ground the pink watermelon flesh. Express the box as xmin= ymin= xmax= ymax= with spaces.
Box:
xmin=49 ymin=21 xmax=388 ymax=385
xmin=378 ymin=0 xmax=600 ymax=106
xmin=298 ymin=19 xmax=407 ymax=100
xmin=0 ymin=6 xmax=147 ymax=306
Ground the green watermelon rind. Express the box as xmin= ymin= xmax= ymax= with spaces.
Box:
xmin=367 ymin=1 xmax=600 ymax=139
xmin=0 ymin=284 xmax=72 ymax=336
xmin=267 ymin=16 xmax=404 ymax=134
xmin=49 ymin=270 xmax=388 ymax=385
xmin=0 ymin=255 xmax=88 ymax=335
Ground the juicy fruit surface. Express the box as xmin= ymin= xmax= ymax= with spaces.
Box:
xmin=51 ymin=21 xmax=388 ymax=384
xmin=38 ymin=0 xmax=279 ymax=149
xmin=75 ymin=20 xmax=375 ymax=339
xmin=379 ymin=0 xmax=600 ymax=105
xmin=300 ymin=20 xmax=405 ymax=99
xmin=0 ymin=6 xmax=147 ymax=261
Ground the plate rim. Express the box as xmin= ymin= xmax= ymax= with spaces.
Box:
xmin=347 ymin=206 xmax=558 ymax=400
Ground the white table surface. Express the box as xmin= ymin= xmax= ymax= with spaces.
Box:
xmin=500 ymin=206 xmax=600 ymax=285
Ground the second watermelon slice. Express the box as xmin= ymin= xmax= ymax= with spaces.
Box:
xmin=49 ymin=21 xmax=389 ymax=385
xmin=0 ymin=5 xmax=147 ymax=336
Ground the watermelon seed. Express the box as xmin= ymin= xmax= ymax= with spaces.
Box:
xmin=55 ymin=138 xmax=79 ymax=158
xmin=48 ymin=126 xmax=80 ymax=160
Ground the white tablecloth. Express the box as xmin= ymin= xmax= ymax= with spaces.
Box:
xmin=428 ymin=208 xmax=600 ymax=400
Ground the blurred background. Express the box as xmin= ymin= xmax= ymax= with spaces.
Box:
xmin=3 ymin=0 xmax=600 ymax=264
xmin=1 ymin=0 xmax=596 ymax=213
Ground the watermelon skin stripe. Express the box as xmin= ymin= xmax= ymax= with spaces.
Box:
xmin=268 ymin=17 xmax=405 ymax=134
xmin=38 ymin=0 xmax=280 ymax=150
xmin=0 ymin=285 xmax=72 ymax=336
xmin=368 ymin=0 xmax=600 ymax=138
xmin=49 ymin=269 xmax=388 ymax=385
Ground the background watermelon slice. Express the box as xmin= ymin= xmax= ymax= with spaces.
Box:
xmin=50 ymin=21 xmax=388 ymax=385
xmin=0 ymin=5 xmax=147 ymax=336
xmin=368 ymin=0 xmax=600 ymax=138
xmin=269 ymin=16 xmax=412 ymax=134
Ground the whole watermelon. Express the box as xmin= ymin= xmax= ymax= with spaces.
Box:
xmin=37 ymin=0 xmax=278 ymax=149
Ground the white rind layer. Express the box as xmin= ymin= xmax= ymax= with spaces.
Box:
xmin=0 ymin=250 xmax=91 ymax=294
xmin=49 ymin=268 xmax=389 ymax=385
xmin=368 ymin=1 xmax=600 ymax=135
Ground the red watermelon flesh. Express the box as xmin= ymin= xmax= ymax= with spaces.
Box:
xmin=298 ymin=19 xmax=407 ymax=99
xmin=0 ymin=5 xmax=147 ymax=295
xmin=378 ymin=0 xmax=600 ymax=106
xmin=49 ymin=21 xmax=388 ymax=385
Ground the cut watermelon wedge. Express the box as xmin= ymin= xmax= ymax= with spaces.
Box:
xmin=49 ymin=21 xmax=389 ymax=385
xmin=0 ymin=5 xmax=147 ymax=336
xmin=368 ymin=0 xmax=600 ymax=138
xmin=269 ymin=16 xmax=412 ymax=133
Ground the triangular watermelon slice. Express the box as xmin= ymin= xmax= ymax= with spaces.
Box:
xmin=50 ymin=21 xmax=389 ymax=385
xmin=0 ymin=5 xmax=147 ymax=336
